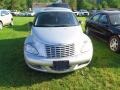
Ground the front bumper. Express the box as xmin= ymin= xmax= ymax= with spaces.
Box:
xmin=82 ymin=13 xmax=89 ymax=16
xmin=24 ymin=51 xmax=92 ymax=73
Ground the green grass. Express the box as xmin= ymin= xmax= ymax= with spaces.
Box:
xmin=0 ymin=17 xmax=120 ymax=90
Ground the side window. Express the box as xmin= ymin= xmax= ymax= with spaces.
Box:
xmin=91 ymin=14 xmax=100 ymax=22
xmin=1 ymin=11 xmax=9 ymax=16
xmin=99 ymin=15 xmax=108 ymax=24
xmin=1 ymin=11 xmax=5 ymax=16
xmin=4 ymin=11 xmax=9 ymax=15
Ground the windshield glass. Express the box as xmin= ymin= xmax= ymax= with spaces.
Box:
xmin=35 ymin=12 xmax=79 ymax=27
xmin=109 ymin=14 xmax=120 ymax=25
xmin=81 ymin=10 xmax=87 ymax=12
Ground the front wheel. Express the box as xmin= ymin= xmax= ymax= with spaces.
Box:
xmin=10 ymin=20 xmax=14 ymax=26
xmin=109 ymin=36 xmax=120 ymax=52
xmin=0 ymin=22 xmax=3 ymax=30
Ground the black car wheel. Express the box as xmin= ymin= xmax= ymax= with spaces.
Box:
xmin=10 ymin=20 xmax=14 ymax=26
xmin=109 ymin=36 xmax=120 ymax=52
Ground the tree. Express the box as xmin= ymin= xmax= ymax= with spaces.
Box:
xmin=102 ymin=0 xmax=109 ymax=9
xmin=77 ymin=0 xmax=93 ymax=10
xmin=69 ymin=0 xmax=77 ymax=10
xmin=97 ymin=4 xmax=102 ymax=10
xmin=0 ymin=0 xmax=4 ymax=9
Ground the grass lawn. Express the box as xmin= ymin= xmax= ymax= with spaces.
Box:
xmin=0 ymin=17 xmax=120 ymax=90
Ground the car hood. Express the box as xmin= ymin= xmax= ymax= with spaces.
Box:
xmin=32 ymin=26 xmax=84 ymax=44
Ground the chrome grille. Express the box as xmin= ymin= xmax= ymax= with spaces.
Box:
xmin=45 ymin=44 xmax=74 ymax=58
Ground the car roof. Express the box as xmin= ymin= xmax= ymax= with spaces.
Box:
xmin=47 ymin=3 xmax=70 ymax=9
xmin=36 ymin=7 xmax=72 ymax=13
xmin=0 ymin=9 xmax=10 ymax=11
xmin=98 ymin=10 xmax=120 ymax=15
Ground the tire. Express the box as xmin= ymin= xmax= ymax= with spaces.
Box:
xmin=10 ymin=20 xmax=14 ymax=26
xmin=0 ymin=22 xmax=3 ymax=30
xmin=85 ymin=27 xmax=90 ymax=35
xmin=109 ymin=36 xmax=120 ymax=52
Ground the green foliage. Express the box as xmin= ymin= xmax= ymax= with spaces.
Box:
xmin=102 ymin=0 xmax=108 ymax=9
xmin=97 ymin=4 xmax=102 ymax=10
xmin=68 ymin=0 xmax=77 ymax=10
xmin=0 ymin=0 xmax=27 ymax=11
xmin=0 ymin=0 xmax=120 ymax=11
xmin=77 ymin=0 xmax=120 ymax=10
xmin=77 ymin=0 xmax=93 ymax=10
xmin=0 ymin=0 xmax=5 ymax=9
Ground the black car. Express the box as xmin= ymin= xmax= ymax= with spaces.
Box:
xmin=85 ymin=10 xmax=120 ymax=52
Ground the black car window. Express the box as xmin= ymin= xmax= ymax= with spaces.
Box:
xmin=99 ymin=15 xmax=108 ymax=24
xmin=91 ymin=14 xmax=100 ymax=22
xmin=109 ymin=14 xmax=120 ymax=25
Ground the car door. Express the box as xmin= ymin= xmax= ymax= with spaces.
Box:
xmin=4 ymin=11 xmax=12 ymax=24
xmin=87 ymin=13 xmax=101 ymax=35
xmin=97 ymin=14 xmax=111 ymax=40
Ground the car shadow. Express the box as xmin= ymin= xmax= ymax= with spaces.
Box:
xmin=88 ymin=37 xmax=120 ymax=68
xmin=5 ymin=23 xmax=31 ymax=32
xmin=0 ymin=38 xmax=73 ymax=88
xmin=0 ymin=36 xmax=119 ymax=88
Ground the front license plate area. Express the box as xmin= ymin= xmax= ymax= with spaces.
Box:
xmin=52 ymin=61 xmax=69 ymax=71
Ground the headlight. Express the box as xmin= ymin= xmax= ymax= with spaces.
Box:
xmin=25 ymin=43 xmax=39 ymax=55
xmin=81 ymin=40 xmax=91 ymax=53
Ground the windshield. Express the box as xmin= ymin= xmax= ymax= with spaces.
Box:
xmin=109 ymin=14 xmax=120 ymax=25
xmin=81 ymin=10 xmax=87 ymax=12
xmin=35 ymin=12 xmax=79 ymax=27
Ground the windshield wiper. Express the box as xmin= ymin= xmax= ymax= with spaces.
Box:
xmin=35 ymin=25 xmax=55 ymax=27
xmin=35 ymin=24 xmax=72 ymax=27
xmin=53 ymin=25 xmax=71 ymax=27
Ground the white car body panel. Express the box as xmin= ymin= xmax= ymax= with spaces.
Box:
xmin=0 ymin=10 xmax=13 ymax=26
xmin=79 ymin=10 xmax=89 ymax=16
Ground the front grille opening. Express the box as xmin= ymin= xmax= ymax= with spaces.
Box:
xmin=45 ymin=44 xmax=75 ymax=58
xmin=29 ymin=63 xmax=42 ymax=69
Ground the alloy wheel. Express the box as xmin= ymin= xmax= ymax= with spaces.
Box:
xmin=110 ymin=36 xmax=120 ymax=52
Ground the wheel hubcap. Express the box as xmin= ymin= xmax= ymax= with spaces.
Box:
xmin=110 ymin=38 xmax=119 ymax=51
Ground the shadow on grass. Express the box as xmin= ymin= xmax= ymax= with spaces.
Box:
xmin=6 ymin=23 xmax=31 ymax=32
xmin=0 ymin=38 xmax=72 ymax=87
xmin=88 ymin=37 xmax=120 ymax=68
xmin=0 ymin=36 xmax=119 ymax=87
